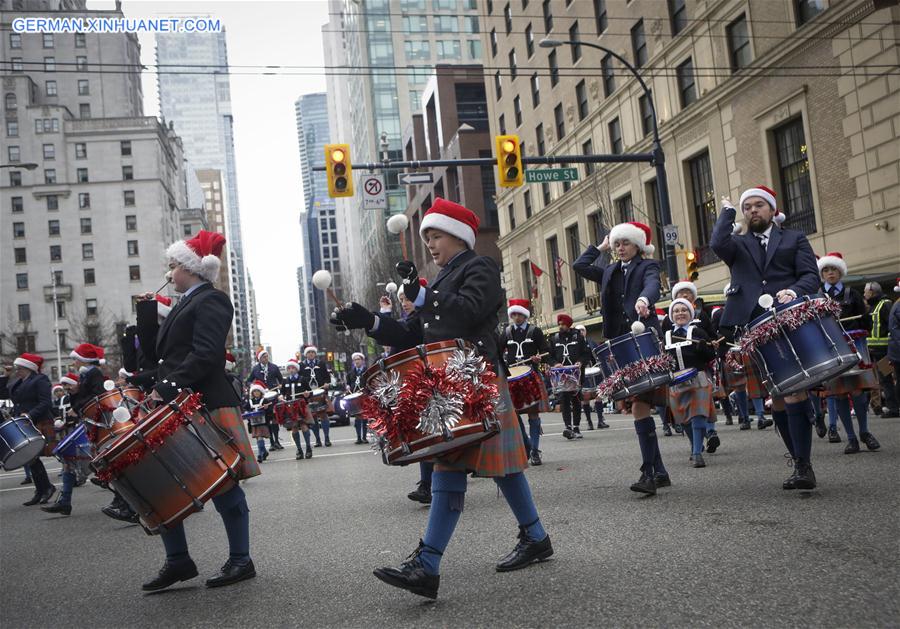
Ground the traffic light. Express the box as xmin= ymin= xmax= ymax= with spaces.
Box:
xmin=495 ymin=134 xmax=524 ymax=188
xmin=686 ymin=249 xmax=699 ymax=281
xmin=325 ymin=143 xmax=353 ymax=198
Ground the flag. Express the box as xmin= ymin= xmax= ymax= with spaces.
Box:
xmin=530 ymin=261 xmax=544 ymax=278
xmin=554 ymin=256 xmax=566 ymax=287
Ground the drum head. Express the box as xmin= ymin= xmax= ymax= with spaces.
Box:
xmin=3 ymin=437 xmax=44 ymax=470
xmin=672 ymin=368 xmax=698 ymax=384
xmin=344 ymin=392 xmax=364 ymax=401
xmin=507 ymin=365 xmax=532 ymax=379
xmin=584 ymin=367 xmax=602 ymax=377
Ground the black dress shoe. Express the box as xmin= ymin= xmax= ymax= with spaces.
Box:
xmin=673 ymin=423 xmax=684 ymax=435
xmin=295 ymin=450 xmax=304 ymax=460
xmin=827 ymin=427 xmax=841 ymax=443
xmin=355 ymin=439 xmax=364 ymax=445
xmin=206 ymin=558 xmax=256 ymax=588
xmin=407 ymin=481 xmax=432 ymax=504
xmin=815 ymin=414 xmax=827 ymax=438
xmin=102 ymin=504 xmax=140 ymax=523
xmin=764 ymin=418 xmax=774 ymax=428
xmin=142 ymin=559 xmax=199 ymax=591
xmin=792 ymin=460 xmax=816 ymax=490
xmin=881 ymin=410 xmax=900 ymax=418
xmin=325 ymin=440 xmax=332 ymax=447
xmin=706 ymin=432 xmax=720 ymax=453
xmin=725 ymin=416 xmax=734 ymax=426
xmin=20 ymin=477 xmax=33 ymax=486
xmin=530 ymin=450 xmax=542 ymax=466
xmin=844 ymin=438 xmax=860 ymax=454
xmin=562 ymin=428 xmax=574 ymax=440
xmin=305 ymin=448 xmax=313 ymax=459
xmin=314 ymin=442 xmax=322 ymax=448
xmin=496 ymin=527 xmax=553 ymax=572
xmin=662 ymin=424 xmax=672 ymax=437
xmin=41 ymin=502 xmax=72 ymax=516
xmin=597 ymin=420 xmax=609 ymax=428
xmin=654 ymin=474 xmax=672 ymax=488
xmin=37 ymin=485 xmax=57 ymax=505
xmin=630 ymin=472 xmax=656 ymax=495
xmin=739 ymin=420 xmax=751 ymax=430
xmin=23 ymin=492 xmax=43 ymax=506
xmin=860 ymin=432 xmax=881 ymax=451
xmin=90 ymin=477 xmax=108 ymax=489
xmin=373 ymin=541 xmax=440 ymax=599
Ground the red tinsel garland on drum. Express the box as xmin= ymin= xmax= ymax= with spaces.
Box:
xmin=94 ymin=394 xmax=203 ymax=482
xmin=726 ymin=298 xmax=843 ymax=371
xmin=596 ymin=354 xmax=675 ymax=399
xmin=508 ymin=373 xmax=543 ymax=410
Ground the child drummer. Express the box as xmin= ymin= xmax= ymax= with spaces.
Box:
xmin=549 ymin=313 xmax=590 ymax=440
xmin=244 ymin=380 xmax=273 ymax=463
xmin=347 ymin=352 xmax=370 ymax=445
xmin=282 ymin=358 xmax=313 ymax=460
xmin=331 ymin=197 xmax=551 ymax=600
xmin=573 ymin=221 xmax=671 ymax=495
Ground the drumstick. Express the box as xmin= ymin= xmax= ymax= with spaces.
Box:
xmin=154 ymin=276 xmax=171 ymax=294
xmin=510 ymin=352 xmax=550 ymax=368
xmin=839 ymin=314 xmax=864 ymax=322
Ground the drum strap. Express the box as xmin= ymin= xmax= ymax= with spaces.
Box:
xmin=664 ymin=327 xmax=694 ymax=371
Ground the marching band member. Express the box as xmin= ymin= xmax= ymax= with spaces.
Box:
xmin=817 ymin=252 xmax=881 ymax=453
xmin=282 ymin=358 xmax=313 ymax=460
xmin=141 ymin=229 xmax=259 ymax=591
xmin=573 ymin=221 xmax=671 ymax=495
xmin=246 ymin=350 xmax=284 ymax=451
xmin=0 ymin=354 xmax=56 ymax=506
xmin=549 ymin=314 xmax=590 ymax=440
xmin=331 ymin=198 xmax=551 ymax=600
xmin=503 ymin=299 xmax=549 ymax=464
xmin=575 ymin=324 xmax=608 ymax=430
xmin=711 ymin=186 xmax=821 ymax=491
xmin=347 ymin=352 xmax=370 ymax=445
xmin=245 ymin=380 xmax=273 ymax=463
xmin=299 ymin=346 xmax=333 ymax=448
xmin=664 ymin=299 xmax=719 ymax=467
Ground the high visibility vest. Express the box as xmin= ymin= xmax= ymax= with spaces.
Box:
xmin=870 ymin=298 xmax=890 ymax=348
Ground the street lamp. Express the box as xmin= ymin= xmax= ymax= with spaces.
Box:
xmin=0 ymin=162 xmax=38 ymax=170
xmin=539 ymin=38 xmax=678 ymax=282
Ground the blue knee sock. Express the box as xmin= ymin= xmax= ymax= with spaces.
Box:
xmin=752 ymin=397 xmax=765 ymax=419
xmin=419 ymin=461 xmax=434 ymax=486
xmin=312 ymin=423 xmax=321 ymax=443
xmin=852 ymin=392 xmax=869 ymax=435
xmin=59 ymin=470 xmax=76 ymax=505
xmin=785 ymin=401 xmax=813 ymax=462
xmin=303 ymin=431 xmax=311 ymax=449
xmin=494 ymin=472 xmax=546 ymax=541
xmin=691 ymin=416 xmax=707 ymax=456
xmin=771 ymin=409 xmax=794 ymax=456
xmin=734 ymin=390 xmax=749 ymax=419
xmin=160 ymin=523 xmax=190 ymax=562
xmin=833 ymin=396 xmax=855 ymax=438
xmin=321 ymin=418 xmax=330 ymax=441
xmin=420 ymin=471 xmax=467 ymax=575
xmin=256 ymin=439 xmax=267 ymax=457
xmin=634 ymin=416 xmax=665 ymax=475
xmin=212 ymin=485 xmax=250 ymax=562
xmin=528 ymin=417 xmax=541 ymax=452
xmin=706 ymin=420 xmax=716 ymax=433
xmin=826 ymin=396 xmax=840 ymax=429
xmin=291 ymin=431 xmax=302 ymax=450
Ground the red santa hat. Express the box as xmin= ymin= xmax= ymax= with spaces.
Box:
xmin=507 ymin=298 xmax=531 ymax=318
xmin=52 ymin=383 xmax=64 ymax=395
xmin=671 ymin=280 xmax=698 ymax=301
xmin=817 ymin=252 xmax=847 ymax=277
xmin=14 ymin=352 xmax=43 ymax=372
xmin=286 ymin=358 xmax=300 ymax=371
xmin=419 ymin=197 xmax=480 ymax=250
xmin=557 ymin=313 xmax=573 ymax=327
xmin=303 ymin=345 xmax=318 ymax=356
xmin=165 ymin=229 xmax=226 ymax=282
xmin=656 ymin=307 xmax=667 ymax=321
xmin=609 ymin=221 xmax=655 ymax=256
xmin=669 ymin=297 xmax=696 ymax=321
xmin=60 ymin=372 xmax=79 ymax=386
xmin=70 ymin=343 xmax=105 ymax=364
xmin=256 ymin=349 xmax=268 ymax=362
xmin=739 ymin=185 xmax=785 ymax=225
xmin=225 ymin=352 xmax=236 ymax=371
xmin=156 ymin=294 xmax=172 ymax=318
xmin=249 ymin=380 xmax=267 ymax=395
xmin=351 ymin=352 xmax=365 ymax=361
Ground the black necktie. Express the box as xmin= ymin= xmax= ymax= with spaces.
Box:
xmin=828 ymin=286 xmax=838 ymax=298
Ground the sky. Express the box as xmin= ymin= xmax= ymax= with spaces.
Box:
xmin=90 ymin=0 xmax=330 ymax=363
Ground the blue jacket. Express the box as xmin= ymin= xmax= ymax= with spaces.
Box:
xmin=888 ymin=299 xmax=900 ymax=364
xmin=710 ymin=206 xmax=819 ymax=327
xmin=246 ymin=362 xmax=283 ymax=389
xmin=0 ymin=372 xmax=52 ymax=422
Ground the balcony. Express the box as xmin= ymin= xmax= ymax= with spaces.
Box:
xmin=43 ymin=283 xmax=73 ymax=302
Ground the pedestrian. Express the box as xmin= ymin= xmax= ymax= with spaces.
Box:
xmin=246 ymin=350 xmax=284 ymax=450
xmin=347 ymin=352 xmax=370 ymax=444
xmin=299 ymin=346 xmax=333 ymax=448
xmin=864 ymin=281 xmax=898 ymax=417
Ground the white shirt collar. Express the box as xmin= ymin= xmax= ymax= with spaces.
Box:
xmin=182 ymin=281 xmax=209 ymax=297
xmin=755 ymin=225 xmax=773 ymax=239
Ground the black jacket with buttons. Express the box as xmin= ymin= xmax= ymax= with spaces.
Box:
xmin=503 ymin=323 xmax=548 ymax=366
xmin=664 ymin=325 xmax=718 ymax=371
xmin=299 ymin=360 xmax=331 ymax=391
xmin=368 ymin=249 xmax=504 ymax=363
xmin=549 ymin=328 xmax=591 ymax=366
xmin=69 ymin=365 xmax=107 ymax=413
xmin=0 ymin=372 xmax=52 ymax=422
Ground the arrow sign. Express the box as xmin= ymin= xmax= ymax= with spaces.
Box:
xmin=398 ymin=172 xmax=434 ymax=186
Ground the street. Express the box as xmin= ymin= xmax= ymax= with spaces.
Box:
xmin=1 ymin=412 xmax=898 ymax=629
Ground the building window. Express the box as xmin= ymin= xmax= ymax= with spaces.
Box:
xmin=437 ymin=40 xmax=461 ymax=60
xmin=521 ymin=260 xmax=534 ymax=300
xmin=78 ymin=192 xmax=90 ymax=208
xmin=73 ymin=142 xmax=87 ymax=159
xmin=11 ymin=58 xmax=23 ymax=72
xmin=576 ymin=80 xmax=588 ymax=120
xmin=7 ymin=121 xmax=18 ymax=137
xmin=8 ymin=145 xmax=20 ymax=162
xmin=50 ymin=245 xmax=61 ymax=262
xmin=47 ymin=195 xmax=58 ymax=211
xmin=77 ymin=79 xmax=89 ymax=95
xmin=631 ymin=20 xmax=648 ymax=68
xmin=12 ymin=196 xmax=23 ymax=213
xmin=542 ymin=182 xmax=551 ymax=206
xmin=542 ymin=0 xmax=553 ymax=32
xmin=82 ymin=243 xmax=94 ymax=260
xmin=16 ymin=334 xmax=36 ymax=354
xmin=468 ymin=39 xmax=482 ymax=59
xmin=125 ymin=215 xmax=137 ymax=231
xmin=490 ymin=28 xmax=497 ymax=56
xmin=9 ymin=32 xmax=22 ymax=48
xmin=84 ymin=268 xmax=95 ymax=284
xmin=499 ymin=114 xmax=507 ymax=135
xmin=582 ymin=139 xmax=594 ymax=176
xmin=436 ymin=15 xmax=459 ymax=33
xmin=80 ymin=217 xmax=92 ymax=234
xmin=616 ymin=193 xmax=634 ymax=223
xmin=46 ymin=80 xmax=58 ymax=96
xmin=120 ymin=140 xmax=132 ymax=156
xmin=669 ymin=0 xmax=688 ymax=35
xmin=57 ymin=327 xmax=67 ymax=346
xmin=549 ymin=49 xmax=559 ymax=86
xmin=567 ymin=224 xmax=585 ymax=304
xmin=77 ymin=168 xmax=88 ymax=183
xmin=639 ymin=94 xmax=653 ymax=137
xmin=43 ymin=33 xmax=54 ymax=48
xmin=75 ymin=32 xmax=86 ymax=47
xmin=465 ymin=16 xmax=480 ymax=33
xmin=16 ymin=273 xmax=28 ymax=290
xmin=122 ymin=165 xmax=133 ymax=180
xmin=13 ymin=222 xmax=25 ymax=238
xmin=594 ymin=0 xmax=608 ymax=33
xmin=525 ymin=23 xmax=534 ymax=57
xmin=554 ymin=103 xmax=565 ymax=140
xmin=536 ymin=123 xmax=545 ymax=155
xmin=127 ymin=240 xmax=139 ymax=256
xmin=569 ymin=22 xmax=581 ymax=62
xmin=43 ymin=143 xmax=55 ymax=160
xmin=15 ymin=248 xmax=27 ymax=263
xmin=18 ymin=304 xmax=31 ymax=322
xmin=48 ymin=220 xmax=60 ymax=236
xmin=76 ymin=56 xmax=88 ymax=71
xmin=508 ymin=203 xmax=516 ymax=231
xmin=513 ymin=96 xmax=522 ymax=127
xmin=504 ymin=3 xmax=512 ymax=34
xmin=44 ymin=57 xmax=56 ymax=71
xmin=124 ymin=190 xmax=135 ymax=206
xmin=546 ymin=236 xmax=564 ymax=309
xmin=608 ymin=117 xmax=623 ymax=154
xmin=9 ymin=171 xmax=22 ymax=186
xmin=86 ymin=299 xmax=98 ymax=317
xmin=602 ymin=54 xmax=615 ymax=96
xmin=404 ymin=40 xmax=431 ymax=60
xmin=509 ymin=48 xmax=517 ymax=78
xmin=524 ymin=189 xmax=533 ymax=218
xmin=129 ymin=265 xmax=141 ymax=281
xmin=676 ymin=58 xmax=698 ymax=110
xmin=494 ymin=71 xmax=502 ymax=99
xmin=44 ymin=169 xmax=57 ymax=184
xmin=688 ymin=151 xmax=718 ymax=265
xmin=774 ymin=117 xmax=816 ymax=234
xmin=530 ymin=73 xmax=540 ymax=107
xmin=727 ymin=14 xmax=752 ymax=71
xmin=183 ymin=224 xmax=193 ymax=236
xmin=796 ymin=0 xmax=825 ymax=26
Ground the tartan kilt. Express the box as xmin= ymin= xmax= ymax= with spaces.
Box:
xmin=668 ymin=374 xmax=716 ymax=424
xmin=508 ymin=368 xmax=550 ymax=413
xmin=822 ymin=367 xmax=878 ymax=396
xmin=434 ymin=372 xmax=528 ymax=478
xmin=207 ymin=406 xmax=260 ymax=480
xmin=744 ymin=354 xmax=768 ymax=399
xmin=723 ymin=358 xmax=748 ymax=391
xmin=251 ymin=424 xmax=270 ymax=439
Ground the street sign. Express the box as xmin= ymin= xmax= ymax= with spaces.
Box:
xmin=362 ymin=174 xmax=386 ymax=210
xmin=398 ymin=172 xmax=434 ymax=186
xmin=524 ymin=168 xmax=579 ymax=183
xmin=663 ymin=224 xmax=679 ymax=245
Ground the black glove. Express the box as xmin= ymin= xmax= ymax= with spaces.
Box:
xmin=395 ymin=260 xmax=420 ymax=301
xmin=329 ymin=302 xmax=376 ymax=331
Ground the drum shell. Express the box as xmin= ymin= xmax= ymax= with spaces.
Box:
xmin=342 ymin=392 xmax=366 ymax=417
xmin=52 ymin=423 xmax=93 ymax=461
xmin=0 ymin=417 xmax=45 ymax=470
xmin=82 ymin=387 xmax=144 ymax=426
xmin=594 ymin=331 xmax=671 ymax=400
xmin=549 ymin=366 xmax=581 ymax=393
xmin=844 ymin=330 xmax=872 ymax=376
xmin=307 ymin=389 xmax=328 ymax=413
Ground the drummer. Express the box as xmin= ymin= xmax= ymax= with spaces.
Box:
xmin=817 ymin=252 xmax=881 ymax=453
xmin=347 ymin=352 xmax=370 ymax=445
xmin=331 ymin=197 xmax=551 ymax=600
xmin=550 ymin=314 xmax=590 ymax=440
xmin=573 ymin=221 xmax=671 ymax=495
xmin=664 ymin=299 xmax=720 ymax=467
xmin=282 ymin=358 xmax=313 ymax=460
xmin=710 ymin=186 xmax=821 ymax=491
xmin=245 ymin=380 xmax=273 ymax=463
xmin=299 ymin=345 xmax=333 ymax=448
xmin=140 ymin=228 xmax=259 ymax=591
xmin=0 ymin=354 xmax=56 ymax=507
xmin=575 ymin=324 xmax=608 ymax=430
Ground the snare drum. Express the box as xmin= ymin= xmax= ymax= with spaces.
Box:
xmin=507 ymin=365 xmax=547 ymax=411
xmin=92 ymin=392 xmax=242 ymax=535
xmin=52 ymin=423 xmax=93 ymax=461
xmin=342 ymin=392 xmax=366 ymax=417
xmin=671 ymin=368 xmax=698 ymax=386
xmin=363 ymin=339 xmax=501 ymax=466
xmin=843 ymin=330 xmax=873 ymax=376
xmin=307 ymin=388 xmax=328 ymax=413
xmin=243 ymin=410 xmax=267 ymax=427
xmin=593 ymin=330 xmax=672 ymax=400
xmin=82 ymin=386 xmax=144 ymax=427
xmin=549 ymin=365 xmax=582 ymax=394
xmin=581 ymin=367 xmax=603 ymax=401
xmin=0 ymin=416 xmax=45 ymax=470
